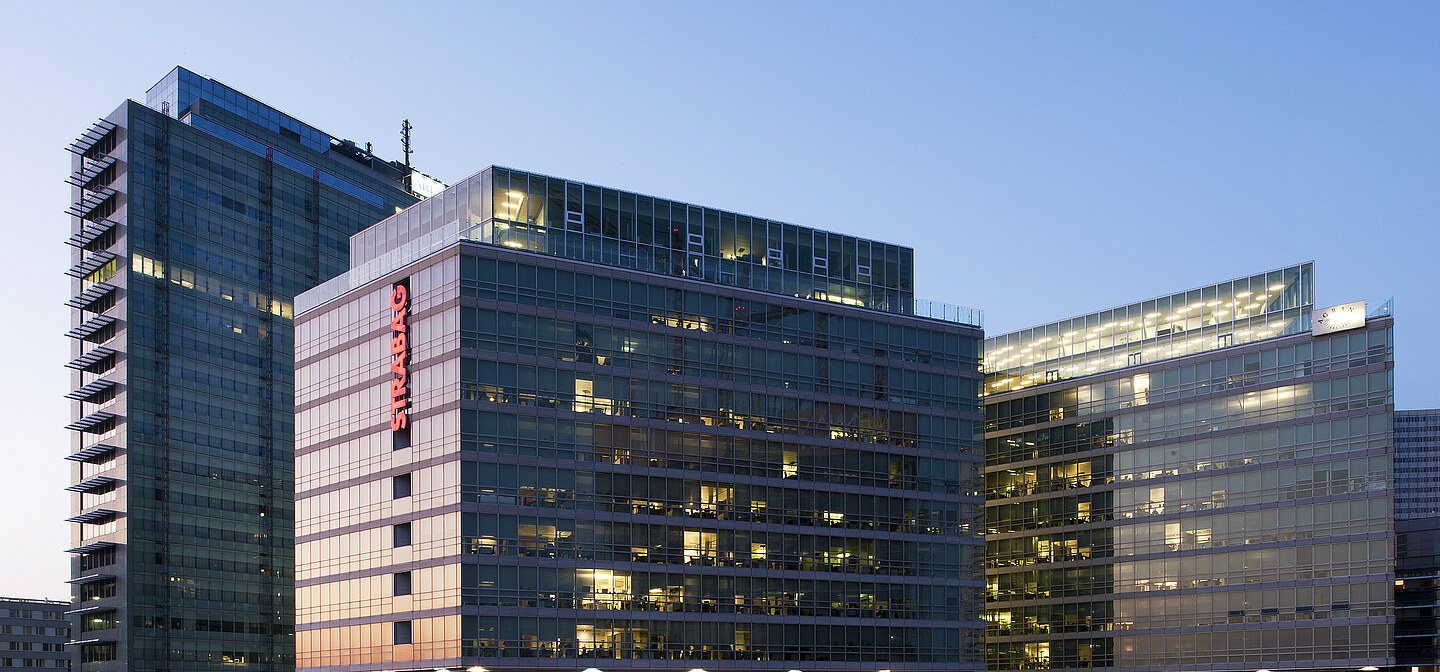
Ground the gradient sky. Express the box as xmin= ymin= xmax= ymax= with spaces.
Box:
xmin=2 ymin=1 xmax=1436 ymax=600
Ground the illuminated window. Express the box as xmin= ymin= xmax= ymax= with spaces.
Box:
xmin=782 ymin=451 xmax=798 ymax=479
xmin=697 ymin=484 xmax=731 ymax=513
xmin=131 ymin=254 xmax=165 ymax=279
xmin=574 ymin=379 xmax=613 ymax=414
xmin=85 ymin=258 xmax=120 ymax=284
xmin=683 ymin=530 xmax=718 ymax=564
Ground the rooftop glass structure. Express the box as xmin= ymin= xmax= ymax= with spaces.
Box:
xmin=985 ymin=263 xmax=1314 ymax=394
xmin=298 ymin=166 xmax=982 ymax=327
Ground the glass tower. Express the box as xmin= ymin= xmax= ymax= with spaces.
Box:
xmin=65 ymin=67 xmax=422 ymax=670
xmin=982 ymin=264 xmax=1397 ymax=672
xmin=293 ymin=166 xmax=987 ymax=672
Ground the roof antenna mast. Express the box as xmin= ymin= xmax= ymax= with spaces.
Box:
xmin=400 ymin=119 xmax=413 ymax=168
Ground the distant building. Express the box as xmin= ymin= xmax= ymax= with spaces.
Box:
xmin=983 ymin=264 xmax=1398 ymax=672
xmin=0 ymin=598 xmax=70 ymax=669
xmin=293 ymin=166 xmax=988 ymax=672
xmin=1396 ymin=410 xmax=1440 ymax=519
xmin=65 ymin=67 xmax=423 ymax=670
xmin=1395 ymin=410 xmax=1440 ymax=670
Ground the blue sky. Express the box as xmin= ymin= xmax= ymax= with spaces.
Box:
xmin=2 ymin=1 xmax=1436 ymax=598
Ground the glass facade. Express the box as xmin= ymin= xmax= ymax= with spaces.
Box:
xmin=294 ymin=175 xmax=986 ymax=672
xmin=66 ymin=68 xmax=419 ymax=671
xmin=982 ymin=271 xmax=1396 ymax=672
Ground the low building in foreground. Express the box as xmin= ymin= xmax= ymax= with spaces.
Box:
xmin=1 ymin=597 xmax=71 ymax=669
xmin=293 ymin=166 xmax=988 ymax=672
xmin=983 ymin=263 xmax=1397 ymax=672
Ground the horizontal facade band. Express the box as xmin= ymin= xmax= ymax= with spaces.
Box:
xmin=63 ymin=637 xmax=116 ymax=646
xmin=65 ymin=573 xmax=115 ymax=585
xmin=63 ymin=605 xmax=111 ymax=616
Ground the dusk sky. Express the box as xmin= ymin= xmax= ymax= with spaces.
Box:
xmin=2 ymin=1 xmax=1436 ymax=599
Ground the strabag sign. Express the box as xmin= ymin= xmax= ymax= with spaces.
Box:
xmin=1313 ymin=300 xmax=1365 ymax=335
xmin=389 ymin=281 xmax=410 ymax=431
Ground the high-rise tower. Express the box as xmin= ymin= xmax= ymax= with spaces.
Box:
xmin=65 ymin=67 xmax=427 ymax=670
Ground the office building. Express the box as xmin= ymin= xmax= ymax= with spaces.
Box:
xmin=1396 ymin=516 xmax=1440 ymax=671
xmin=292 ymin=166 xmax=987 ymax=672
xmin=1396 ymin=410 xmax=1440 ymax=520
xmin=0 ymin=598 xmax=70 ymax=669
xmin=982 ymin=264 xmax=1396 ymax=672
xmin=65 ymin=67 xmax=426 ymax=670
xmin=1395 ymin=410 xmax=1440 ymax=670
